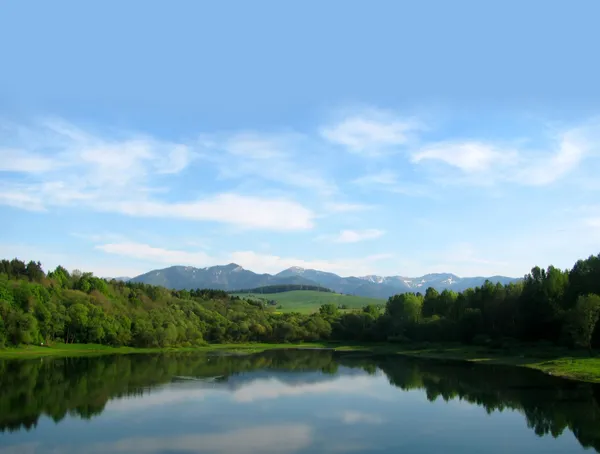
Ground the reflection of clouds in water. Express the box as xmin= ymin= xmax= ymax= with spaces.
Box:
xmin=98 ymin=373 xmax=393 ymax=414
xmin=232 ymin=375 xmax=390 ymax=403
xmin=86 ymin=424 xmax=312 ymax=454
xmin=2 ymin=425 xmax=312 ymax=454
xmin=105 ymin=385 xmax=210 ymax=412
xmin=340 ymin=410 xmax=383 ymax=425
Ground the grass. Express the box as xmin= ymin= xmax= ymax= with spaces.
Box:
xmin=333 ymin=342 xmax=600 ymax=383
xmin=0 ymin=342 xmax=331 ymax=359
xmin=4 ymin=341 xmax=600 ymax=384
xmin=232 ymin=290 xmax=384 ymax=313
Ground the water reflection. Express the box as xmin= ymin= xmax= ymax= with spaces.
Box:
xmin=0 ymin=349 xmax=598 ymax=453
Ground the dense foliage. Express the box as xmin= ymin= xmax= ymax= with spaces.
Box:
xmin=0 ymin=259 xmax=333 ymax=347
xmin=1 ymin=252 xmax=600 ymax=349
xmin=378 ymin=254 xmax=600 ymax=349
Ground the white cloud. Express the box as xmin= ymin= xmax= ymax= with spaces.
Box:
xmin=224 ymin=133 xmax=287 ymax=159
xmin=0 ymin=120 xmax=315 ymax=231
xmin=331 ymin=229 xmax=385 ymax=243
xmin=353 ymin=170 xmax=398 ymax=186
xmin=96 ymin=242 xmax=212 ymax=265
xmin=157 ymin=145 xmax=194 ymax=174
xmin=586 ymin=217 xmax=600 ymax=229
xmin=352 ymin=171 xmax=431 ymax=196
xmin=321 ymin=109 xmax=418 ymax=156
xmin=107 ymin=194 xmax=315 ymax=231
xmin=412 ymin=141 xmax=517 ymax=173
xmin=95 ymin=241 xmax=393 ymax=276
xmin=324 ymin=202 xmax=375 ymax=213
xmin=518 ymin=125 xmax=596 ymax=186
xmin=201 ymin=131 xmax=337 ymax=196
xmin=411 ymin=120 xmax=600 ymax=187
xmin=0 ymin=188 xmax=47 ymax=211
xmin=0 ymin=148 xmax=58 ymax=173
xmin=227 ymin=251 xmax=392 ymax=276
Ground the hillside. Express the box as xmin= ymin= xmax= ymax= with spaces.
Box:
xmin=234 ymin=284 xmax=333 ymax=294
xmin=130 ymin=263 xmax=520 ymax=298
xmin=232 ymin=290 xmax=384 ymax=314
xmin=129 ymin=263 xmax=317 ymax=291
xmin=2 ymin=251 xmax=600 ymax=355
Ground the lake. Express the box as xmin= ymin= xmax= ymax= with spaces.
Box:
xmin=1 ymin=349 xmax=599 ymax=453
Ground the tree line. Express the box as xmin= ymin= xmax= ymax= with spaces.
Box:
xmin=1 ymin=252 xmax=600 ymax=349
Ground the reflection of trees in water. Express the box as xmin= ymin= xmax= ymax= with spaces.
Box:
xmin=366 ymin=355 xmax=600 ymax=452
xmin=1 ymin=351 xmax=600 ymax=452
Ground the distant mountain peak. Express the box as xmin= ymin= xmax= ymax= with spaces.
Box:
xmin=359 ymin=275 xmax=385 ymax=284
xmin=281 ymin=266 xmax=306 ymax=274
xmin=130 ymin=263 xmax=520 ymax=298
xmin=220 ymin=263 xmax=244 ymax=271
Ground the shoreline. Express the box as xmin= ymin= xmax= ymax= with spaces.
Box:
xmin=2 ymin=342 xmax=600 ymax=384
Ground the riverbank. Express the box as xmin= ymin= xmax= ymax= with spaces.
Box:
xmin=336 ymin=343 xmax=600 ymax=384
xmin=0 ymin=342 xmax=330 ymax=358
xmin=2 ymin=341 xmax=600 ymax=383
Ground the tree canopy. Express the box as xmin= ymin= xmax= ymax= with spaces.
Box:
xmin=1 ymin=252 xmax=600 ymax=349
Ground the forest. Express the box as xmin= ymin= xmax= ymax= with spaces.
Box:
xmin=1 ymin=252 xmax=600 ymax=349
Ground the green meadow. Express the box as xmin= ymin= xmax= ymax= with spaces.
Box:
xmin=232 ymin=290 xmax=384 ymax=313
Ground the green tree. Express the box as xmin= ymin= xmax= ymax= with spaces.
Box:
xmin=319 ymin=303 xmax=339 ymax=317
xmin=386 ymin=293 xmax=423 ymax=324
xmin=422 ymin=287 xmax=440 ymax=318
xmin=565 ymin=294 xmax=600 ymax=351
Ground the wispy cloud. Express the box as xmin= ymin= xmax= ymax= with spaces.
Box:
xmin=318 ymin=229 xmax=385 ymax=243
xmin=411 ymin=120 xmax=600 ymax=187
xmin=352 ymin=170 xmax=430 ymax=196
xmin=199 ymin=131 xmax=337 ymax=196
xmin=324 ymin=202 xmax=375 ymax=213
xmin=0 ymin=120 xmax=315 ymax=231
xmin=96 ymin=242 xmax=212 ymax=265
xmin=320 ymin=108 xmax=419 ymax=156
xmin=353 ymin=170 xmax=398 ymax=186
xmin=0 ymin=148 xmax=59 ymax=173
xmin=0 ymin=188 xmax=47 ymax=211
xmin=106 ymin=194 xmax=315 ymax=231
xmin=585 ymin=217 xmax=600 ymax=229
xmin=95 ymin=240 xmax=392 ymax=275
xmin=412 ymin=141 xmax=517 ymax=173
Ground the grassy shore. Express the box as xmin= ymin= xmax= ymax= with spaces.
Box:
xmin=0 ymin=342 xmax=330 ymax=358
xmin=335 ymin=342 xmax=600 ymax=384
xmin=2 ymin=341 xmax=600 ymax=384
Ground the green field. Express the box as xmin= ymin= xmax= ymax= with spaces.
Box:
xmin=232 ymin=290 xmax=385 ymax=313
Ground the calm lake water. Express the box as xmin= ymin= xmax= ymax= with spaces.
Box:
xmin=1 ymin=349 xmax=599 ymax=454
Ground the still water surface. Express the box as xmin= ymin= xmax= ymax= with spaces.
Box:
xmin=1 ymin=349 xmax=599 ymax=453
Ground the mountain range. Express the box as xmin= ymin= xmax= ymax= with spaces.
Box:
xmin=126 ymin=263 xmax=520 ymax=299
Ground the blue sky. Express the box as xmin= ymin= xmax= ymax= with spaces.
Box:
xmin=1 ymin=0 xmax=600 ymax=278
